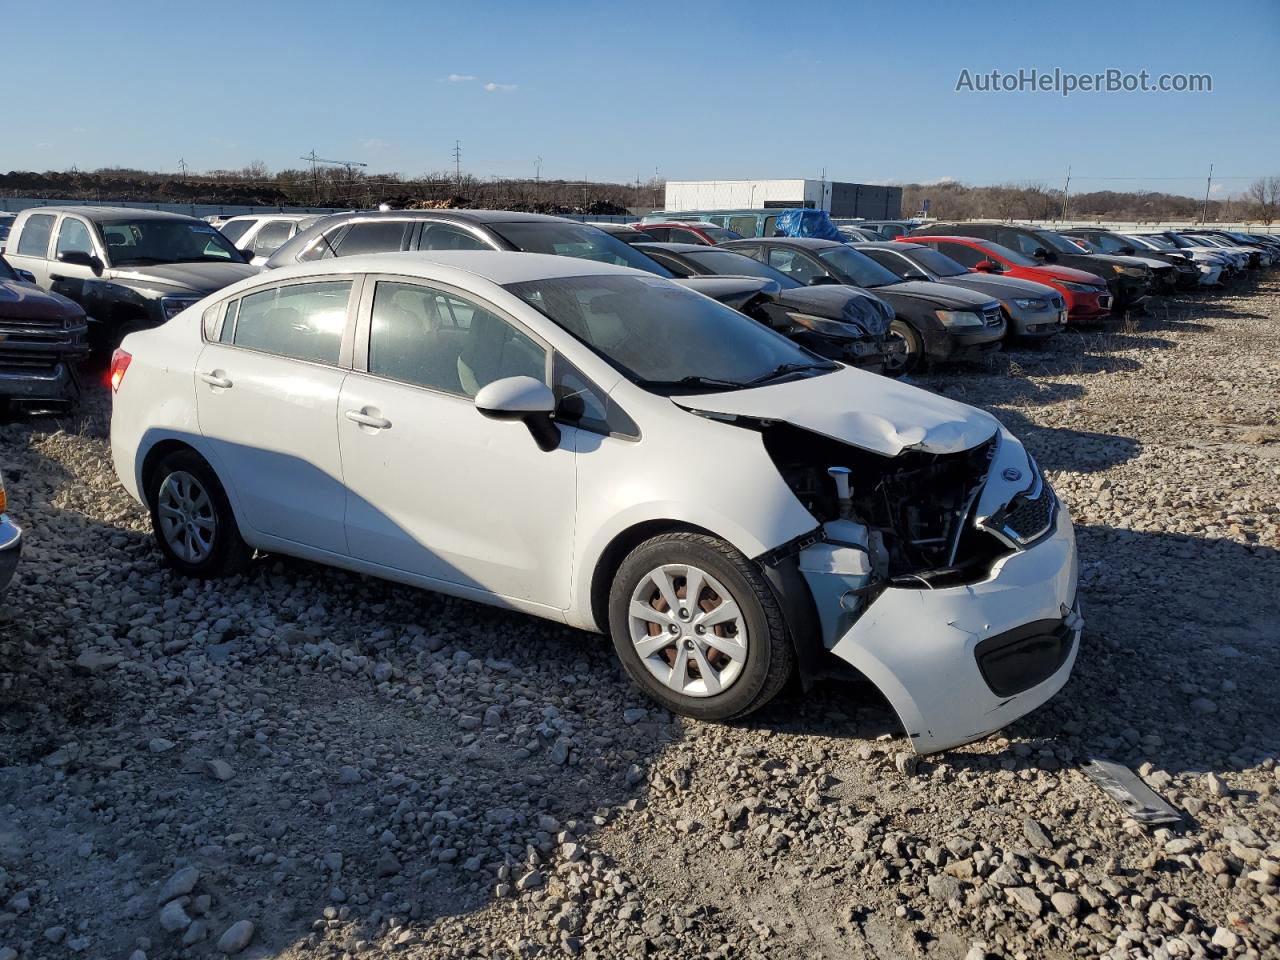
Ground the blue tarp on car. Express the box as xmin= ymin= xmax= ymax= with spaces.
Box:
xmin=773 ymin=209 xmax=848 ymax=242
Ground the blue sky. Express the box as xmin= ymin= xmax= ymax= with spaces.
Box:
xmin=5 ymin=0 xmax=1277 ymax=198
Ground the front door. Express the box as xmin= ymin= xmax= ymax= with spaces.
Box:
xmin=195 ymin=276 xmax=358 ymax=555
xmin=48 ymin=215 xmax=101 ymax=305
xmin=338 ymin=276 xmax=575 ymax=607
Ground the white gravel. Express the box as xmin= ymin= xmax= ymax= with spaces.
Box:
xmin=1 ymin=277 xmax=1277 ymax=959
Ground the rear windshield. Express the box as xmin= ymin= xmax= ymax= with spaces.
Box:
xmin=683 ymin=250 xmax=801 ymax=288
xmin=489 ymin=221 xmax=673 ymax=277
xmin=218 ymin=220 xmax=254 ymax=244
xmin=901 ymin=246 xmax=968 ymax=277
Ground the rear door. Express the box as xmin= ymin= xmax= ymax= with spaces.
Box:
xmin=6 ymin=212 xmax=57 ymax=287
xmin=337 ymin=275 xmax=576 ymax=606
xmin=195 ymin=276 xmax=360 ymax=554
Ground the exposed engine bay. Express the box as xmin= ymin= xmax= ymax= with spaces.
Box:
xmin=760 ymin=422 xmax=1014 ymax=585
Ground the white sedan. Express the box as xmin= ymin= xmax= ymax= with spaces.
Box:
xmin=109 ymin=251 xmax=1081 ymax=753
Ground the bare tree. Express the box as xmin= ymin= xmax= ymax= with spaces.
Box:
xmin=1246 ymin=177 xmax=1280 ymax=225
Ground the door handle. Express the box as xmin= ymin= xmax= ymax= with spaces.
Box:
xmin=199 ymin=372 xmax=233 ymax=388
xmin=345 ymin=409 xmax=392 ymax=430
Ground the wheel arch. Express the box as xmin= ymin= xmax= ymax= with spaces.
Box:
xmin=139 ymin=438 xmax=210 ymax=507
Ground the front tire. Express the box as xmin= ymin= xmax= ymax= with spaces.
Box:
xmin=145 ymin=449 xmax=252 ymax=579
xmin=883 ymin=320 xmax=923 ymax=377
xmin=608 ymin=532 xmax=794 ymax=721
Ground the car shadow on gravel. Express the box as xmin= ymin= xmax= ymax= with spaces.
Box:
xmin=988 ymin=408 xmax=1141 ymax=474
xmin=939 ymin=525 xmax=1279 ymax=787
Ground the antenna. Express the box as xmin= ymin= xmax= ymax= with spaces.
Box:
xmin=1061 ymin=164 xmax=1071 ymax=221
xmin=452 ymin=140 xmax=462 ymax=188
xmin=1201 ymin=162 xmax=1214 ymax=224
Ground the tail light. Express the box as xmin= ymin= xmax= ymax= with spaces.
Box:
xmin=108 ymin=348 xmax=132 ymax=394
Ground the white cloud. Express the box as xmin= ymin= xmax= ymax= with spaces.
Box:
xmin=441 ymin=73 xmax=476 ymax=83
xmin=361 ymin=138 xmax=392 ymax=153
xmin=484 ymin=82 xmax=517 ymax=93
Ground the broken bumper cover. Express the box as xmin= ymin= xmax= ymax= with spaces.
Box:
xmin=830 ymin=502 xmax=1080 ymax=754
xmin=0 ymin=514 xmax=20 ymax=595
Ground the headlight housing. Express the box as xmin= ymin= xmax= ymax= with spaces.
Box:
xmin=1060 ymin=281 xmax=1099 ymax=293
xmin=935 ymin=309 xmax=984 ymax=329
xmin=1012 ymin=298 xmax=1048 ymax=310
xmin=160 ymin=296 xmax=201 ymax=321
xmin=785 ymin=311 xmax=862 ymax=337
xmin=1113 ymin=265 xmax=1147 ymax=277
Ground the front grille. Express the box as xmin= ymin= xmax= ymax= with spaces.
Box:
xmin=1004 ymin=489 xmax=1055 ymax=540
xmin=0 ymin=316 xmax=70 ymax=334
xmin=981 ymin=304 xmax=1003 ymax=327
xmin=0 ymin=350 xmax=61 ymax=375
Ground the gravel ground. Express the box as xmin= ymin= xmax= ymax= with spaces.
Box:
xmin=1 ymin=277 xmax=1277 ymax=960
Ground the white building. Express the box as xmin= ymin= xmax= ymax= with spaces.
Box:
xmin=663 ymin=179 xmax=902 ymax=219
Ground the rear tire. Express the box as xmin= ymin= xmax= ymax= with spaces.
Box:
xmin=608 ymin=532 xmax=794 ymax=721
xmin=145 ymin=449 xmax=252 ymax=579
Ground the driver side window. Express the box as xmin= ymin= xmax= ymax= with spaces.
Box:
xmin=55 ymin=218 xmax=94 ymax=258
xmin=767 ymin=248 xmax=822 ymax=283
xmin=938 ymin=242 xmax=985 ymax=269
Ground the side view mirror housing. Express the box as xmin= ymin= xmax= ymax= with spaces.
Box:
xmin=1031 ymin=247 xmax=1049 ymax=260
xmin=238 ymin=248 xmax=256 ymax=263
xmin=58 ymin=250 xmax=104 ymax=275
xmin=973 ymin=260 xmax=998 ymax=273
xmin=808 ymin=275 xmax=840 ymax=286
xmin=1119 ymin=245 xmax=1135 ymax=255
xmin=15 ymin=268 xmax=36 ymax=283
xmin=903 ymin=270 xmax=930 ymax=282
xmin=474 ymin=376 xmax=561 ymax=451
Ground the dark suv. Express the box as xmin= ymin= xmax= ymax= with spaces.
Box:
xmin=1061 ymin=228 xmax=1196 ymax=290
xmin=3 ymin=206 xmax=257 ymax=353
xmin=720 ymin=237 xmax=1005 ymax=374
xmin=911 ymin=222 xmax=1153 ymax=310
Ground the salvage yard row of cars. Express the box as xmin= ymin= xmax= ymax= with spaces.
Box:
xmin=0 ymin=202 xmax=1274 ymax=752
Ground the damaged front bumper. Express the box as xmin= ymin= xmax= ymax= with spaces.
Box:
xmin=828 ymin=502 xmax=1081 ymax=754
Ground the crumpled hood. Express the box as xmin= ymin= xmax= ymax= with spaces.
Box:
xmin=106 ymin=261 xmax=258 ymax=295
xmin=0 ymin=279 xmax=85 ymax=320
xmin=673 ymin=366 xmax=999 ymax=457
xmin=773 ymin=284 xmax=892 ymax=334
xmin=879 ymin=279 xmax=995 ymax=309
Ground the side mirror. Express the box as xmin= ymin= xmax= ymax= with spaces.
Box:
xmin=903 ymin=270 xmax=930 ymax=282
xmin=16 ymin=268 xmax=36 ymax=283
xmin=1031 ymin=247 xmax=1049 ymax=260
xmin=808 ymin=275 xmax=840 ymax=286
xmin=1119 ymin=245 xmax=1135 ymax=255
xmin=974 ymin=260 xmax=998 ymax=272
xmin=58 ymin=250 xmax=104 ymax=275
xmin=474 ymin=376 xmax=561 ymax=452
xmin=238 ymin=249 xmax=256 ymax=263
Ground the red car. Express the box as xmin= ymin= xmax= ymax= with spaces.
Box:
xmin=898 ymin=235 xmax=1113 ymax=323
xmin=637 ymin=221 xmax=743 ymax=245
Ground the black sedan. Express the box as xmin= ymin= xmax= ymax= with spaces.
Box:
xmin=720 ymin=237 xmax=1005 ymax=374
xmin=634 ymin=242 xmax=897 ymax=372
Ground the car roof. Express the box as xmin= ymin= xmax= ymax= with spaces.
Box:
xmin=17 ymin=205 xmax=200 ymax=223
xmin=308 ymin=208 xmax=573 ymax=225
xmin=634 ymin=242 xmax=726 ymax=254
xmin=851 ymin=241 xmax=926 ymax=251
xmin=727 ymin=237 xmax=841 ymax=250
xmin=906 ymin=235 xmax=989 ymax=244
xmin=221 ymin=213 xmax=319 ymax=223
xmin=258 ymin=249 xmax=656 ymax=286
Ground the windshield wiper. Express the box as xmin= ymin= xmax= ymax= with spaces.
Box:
xmin=745 ymin=362 xmax=834 ymax=385
xmin=643 ymin=374 xmax=746 ymax=391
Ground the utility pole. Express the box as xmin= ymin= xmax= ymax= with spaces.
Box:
xmin=1060 ymin=165 xmax=1071 ymax=221
xmin=1201 ymin=162 xmax=1214 ymax=224
xmin=535 ymin=155 xmax=542 ymax=206
xmin=300 ymin=150 xmax=367 ymax=205
xmin=452 ymin=141 xmax=462 ymax=190
xmin=178 ymin=157 xmax=188 ymax=179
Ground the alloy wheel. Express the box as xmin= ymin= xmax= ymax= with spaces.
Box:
xmin=627 ymin=563 xmax=748 ymax=697
xmin=156 ymin=470 xmax=217 ymax=564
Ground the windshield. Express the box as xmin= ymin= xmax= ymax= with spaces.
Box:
xmin=489 ymin=221 xmax=673 ymax=277
xmin=975 ymin=240 xmax=1038 ymax=267
xmin=98 ymin=219 xmax=244 ymax=266
xmin=505 ymin=275 xmax=830 ymax=391
xmin=902 ymin=246 xmax=968 ymax=277
xmin=1034 ymin=230 xmax=1090 ymax=255
xmin=684 ymin=250 xmax=801 ymax=288
xmin=815 ymin=246 xmax=903 ymax=288
xmin=1126 ymin=235 xmax=1163 ymax=250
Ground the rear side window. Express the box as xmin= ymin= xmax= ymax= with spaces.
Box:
xmin=230 ymin=280 xmax=351 ymax=365
xmin=668 ymin=228 xmax=705 ymax=245
xmin=417 ymin=222 xmax=492 ymax=251
xmin=334 ymin=221 xmax=409 ymax=257
xmin=218 ymin=220 xmax=254 ymax=244
xmin=643 ymin=227 xmax=669 ymax=241
xmin=936 ymin=242 xmax=984 ymax=268
xmin=251 ymin=220 xmax=294 ymax=255
xmin=16 ymin=214 xmax=55 ymax=257
xmin=728 ymin=216 xmax=758 ymax=237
